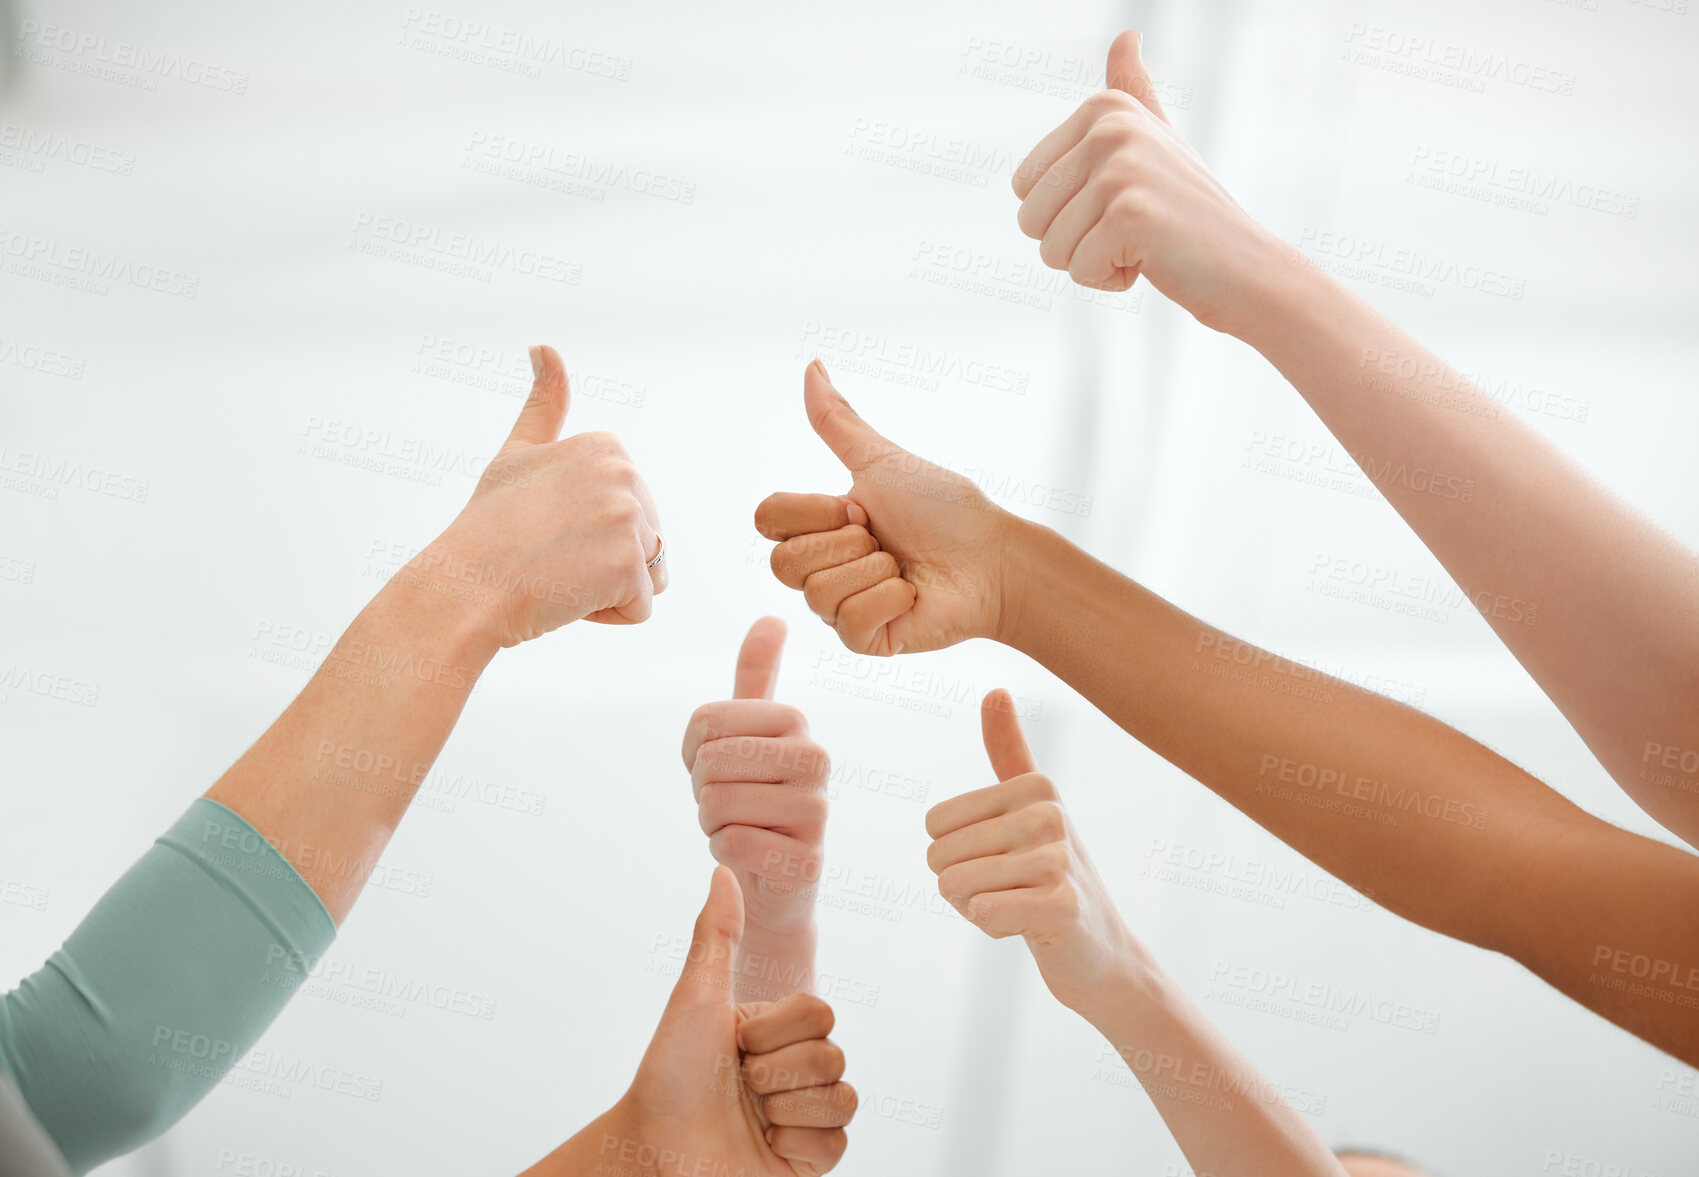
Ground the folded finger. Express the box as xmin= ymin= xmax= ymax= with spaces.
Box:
xmin=682 ymin=700 xmax=809 ymax=768
xmin=835 ymin=578 xmax=916 ymax=657
xmin=1012 ymin=106 xmax=1096 ymax=200
xmin=1017 ymin=142 xmax=1094 ymax=243
xmin=1069 ymin=217 xmax=1140 ymax=292
xmin=936 ymin=847 xmax=1058 ymax=909
xmin=692 ymin=735 xmax=828 ymax=797
xmin=766 ymin=1126 xmax=848 ymax=1172
xmin=761 ymin=1082 xmax=858 ymax=1129
xmin=756 ymin=493 xmax=866 ymax=541
xmin=709 ymin=826 xmax=819 ymax=897
xmin=804 ymin=551 xmax=901 ymax=625
xmin=772 ymin=525 xmax=879 ymax=590
xmin=964 ymin=887 xmax=1047 ymax=938
xmin=925 ymin=773 xmax=1054 ymax=839
xmin=739 ymin=991 xmax=835 ymax=1055
xmin=698 ymin=783 xmax=828 ymax=840
xmin=742 ymin=1037 xmax=846 ymax=1094
xmin=924 ymin=807 xmax=1031 ymax=874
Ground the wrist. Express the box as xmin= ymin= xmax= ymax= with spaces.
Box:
xmin=1071 ymin=944 xmax=1172 ymax=1033
xmin=1227 ymin=233 xmax=1341 ymax=357
xmin=369 ymin=550 xmax=505 ymax=673
xmin=993 ymin=515 xmax=1071 ymax=654
xmin=735 ymin=912 xmax=818 ymax=1002
xmin=529 ymin=1101 xmax=661 ymax=1177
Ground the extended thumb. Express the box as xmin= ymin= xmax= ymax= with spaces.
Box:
xmin=1106 ymin=30 xmax=1170 ymax=124
xmin=804 ymin=359 xmax=892 ymax=473
xmin=667 ymin=865 xmax=744 ymax=1007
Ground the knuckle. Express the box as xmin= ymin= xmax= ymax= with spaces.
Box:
xmin=813 ymin=1040 xmax=847 ymax=1083
xmin=1026 ymin=800 xmax=1066 ymax=841
xmin=924 ymin=840 xmax=947 ymax=876
xmin=1038 ymin=842 xmax=1070 ymax=882
xmin=1085 ymin=88 xmax=1137 ymax=115
xmin=1026 ymin=773 xmax=1059 ymax=802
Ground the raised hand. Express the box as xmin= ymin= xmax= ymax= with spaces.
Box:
xmin=1011 ymin=31 xmax=1295 ymax=333
xmin=521 ymin=869 xmax=858 ymax=1177
xmin=753 ymin=361 xmax=1020 ymax=657
xmin=402 ymin=344 xmax=667 ymax=648
xmin=682 ymin=618 xmax=829 ymax=998
xmin=924 ymin=690 xmax=1147 ymax=1017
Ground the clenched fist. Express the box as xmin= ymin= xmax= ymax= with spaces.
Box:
xmin=925 ymin=691 xmax=1148 ymax=1017
xmin=682 ymin=618 xmax=830 ymax=999
xmin=753 ymin=361 xmax=1020 ymax=658
xmin=400 ymin=345 xmax=667 ymax=649
xmin=1012 ymin=31 xmax=1298 ymax=335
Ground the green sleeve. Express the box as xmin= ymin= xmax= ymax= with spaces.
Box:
xmin=0 ymin=797 xmax=337 ymax=1173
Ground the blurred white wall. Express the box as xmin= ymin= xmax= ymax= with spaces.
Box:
xmin=2 ymin=0 xmax=1697 ymax=1174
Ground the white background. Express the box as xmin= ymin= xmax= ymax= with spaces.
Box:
xmin=3 ymin=0 xmax=1698 ymax=1174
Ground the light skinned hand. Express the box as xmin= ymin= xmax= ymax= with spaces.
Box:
xmin=403 ymin=344 xmax=667 ymax=649
xmin=681 ymin=618 xmax=829 ymax=936
xmin=925 ymin=690 xmax=1148 ymax=1016
xmin=1012 ymin=31 xmax=1294 ymax=334
xmin=521 ymin=868 xmax=857 ymax=1177
xmin=752 ymin=361 xmax=1019 ymax=658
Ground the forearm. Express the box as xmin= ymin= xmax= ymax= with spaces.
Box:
xmin=1003 ymin=518 xmax=1574 ymax=948
xmin=734 ymin=917 xmax=817 ymax=1006
xmin=1079 ymin=960 xmax=1343 ymax=1177
xmin=206 ymin=559 xmax=500 ymax=924
xmin=1237 ymin=259 xmax=1699 ymax=842
xmin=1003 ymin=520 xmax=1699 ymax=1061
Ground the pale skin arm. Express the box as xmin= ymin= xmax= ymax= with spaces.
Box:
xmin=758 ymin=362 xmax=1699 ymax=1066
xmin=926 ymin=693 xmax=1345 ymax=1177
xmin=209 ymin=346 xmax=667 ymax=923
xmin=1011 ymin=30 xmax=1699 ymax=848
xmin=682 ymin=618 xmax=827 ymax=1003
